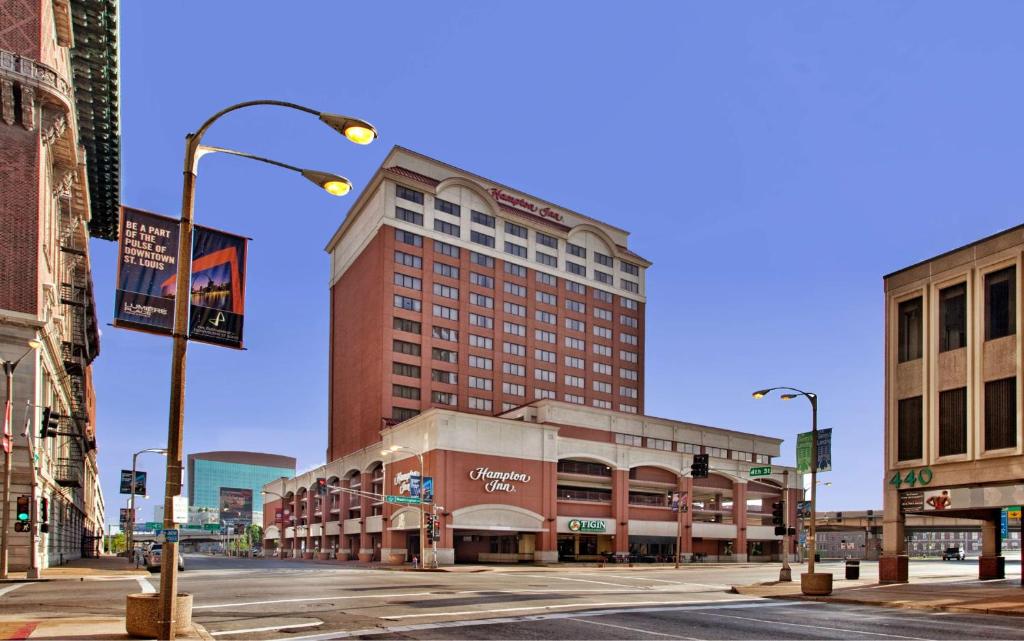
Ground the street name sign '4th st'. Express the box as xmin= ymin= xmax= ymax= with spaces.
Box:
xmin=386 ymin=495 xmax=421 ymax=505
xmin=749 ymin=466 xmax=772 ymax=477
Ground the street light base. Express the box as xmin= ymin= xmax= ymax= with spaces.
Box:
xmin=779 ymin=566 xmax=792 ymax=582
xmin=26 ymin=567 xmax=40 ymax=580
xmin=800 ymin=572 xmax=833 ymax=595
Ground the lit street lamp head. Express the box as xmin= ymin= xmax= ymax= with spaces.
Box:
xmin=27 ymin=339 xmax=42 ymax=350
xmin=780 ymin=393 xmax=798 ymax=401
xmin=301 ymin=169 xmax=352 ymax=196
xmin=752 ymin=389 xmax=770 ymax=399
xmin=318 ymin=113 xmax=378 ymax=145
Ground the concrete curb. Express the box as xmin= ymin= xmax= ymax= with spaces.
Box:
xmin=771 ymin=593 xmax=1024 ymax=618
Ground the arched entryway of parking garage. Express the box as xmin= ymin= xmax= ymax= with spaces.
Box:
xmin=449 ymin=504 xmax=549 ymax=564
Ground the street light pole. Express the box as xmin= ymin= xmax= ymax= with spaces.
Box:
xmin=127 ymin=448 xmax=167 ymax=564
xmin=155 ymin=100 xmax=376 ymax=640
xmin=1 ymin=340 xmax=41 ymax=579
xmin=383 ymin=445 xmax=426 ymax=569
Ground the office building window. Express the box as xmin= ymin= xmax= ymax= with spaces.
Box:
xmin=565 ymin=355 xmax=584 ymax=369
xmin=535 ymin=348 xmax=556 ymax=363
xmin=395 ymin=228 xmax=422 ymax=247
xmin=396 ymin=184 xmax=424 ymax=204
xmin=392 ymin=362 xmax=420 ymax=378
xmin=504 ymin=302 xmax=526 ymax=317
xmin=471 ymin=210 xmax=495 ymax=227
xmin=565 ymin=336 xmax=585 ymax=350
xmin=432 ymin=347 xmax=457 ymax=363
xmin=503 ymin=362 xmax=525 ymax=377
xmin=505 ymin=221 xmax=528 ymax=239
xmin=505 ymin=262 xmax=527 ymax=277
xmin=470 ymin=272 xmax=494 ymax=288
xmin=470 ymin=292 xmax=494 ymax=309
xmin=565 ymin=318 xmax=585 ymax=332
xmin=567 ymin=242 xmax=586 ymax=258
xmin=537 ymin=291 xmax=557 ymax=306
xmin=939 ymin=283 xmax=966 ymax=352
xmin=504 ymin=282 xmax=526 ymax=297
xmin=593 ymin=325 xmax=612 ymax=339
xmin=939 ymin=387 xmax=968 ymax=457
xmin=620 ymin=349 xmax=638 ymax=363
xmin=620 ymin=368 xmax=638 ymax=381
xmin=593 ymin=362 xmax=611 ymax=375
xmin=394 ymin=251 xmax=422 ymax=269
xmin=593 ymin=343 xmax=612 ymax=357
xmin=434 ymin=262 xmax=459 ymax=279
xmin=394 ymin=272 xmax=422 ymax=291
xmin=986 ymin=266 xmax=1016 ymax=340
xmin=394 ymin=295 xmax=421 ymax=312
xmin=985 ymin=377 xmax=1017 ymax=451
xmin=536 ymin=251 xmax=558 ymax=267
xmin=897 ymin=396 xmax=923 ymax=461
xmin=393 ymin=317 xmax=421 ymax=334
xmin=470 ymin=251 xmax=494 ymax=268
xmin=469 ymin=334 xmax=493 ymax=349
xmin=535 ymin=329 xmax=556 ymax=344
xmin=434 ymin=197 xmax=460 ymax=217
xmin=504 ymin=241 xmax=527 ymax=258
xmin=503 ymin=342 xmax=526 ymax=357
xmin=432 ymin=283 xmax=458 ymax=300
xmin=393 ymin=339 xmax=421 ymax=356
xmin=503 ymin=321 xmax=526 ymax=337
xmin=395 ymin=206 xmax=423 ymax=226
xmin=898 ymin=297 xmax=923 ymax=362
xmin=431 ymin=391 xmax=457 ymax=406
xmin=433 ymin=304 xmax=458 ymax=321
xmin=432 ymin=326 xmax=458 ymax=342
xmin=434 ymin=239 xmax=459 ymax=258
xmin=503 ymin=382 xmax=525 ymax=397
xmin=567 ymin=261 xmax=586 ymax=276
xmin=469 ymin=355 xmax=493 ymax=370
xmin=431 ymin=369 xmax=457 ymax=385
xmin=471 ymin=231 xmax=495 ymax=248
xmin=392 ymin=384 xmax=420 ymax=400
xmin=535 ymin=310 xmax=557 ymax=325
xmin=469 ymin=313 xmax=493 ymax=329
xmin=433 ymin=219 xmax=460 ymax=238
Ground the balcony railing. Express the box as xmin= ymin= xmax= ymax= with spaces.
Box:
xmin=54 ymin=459 xmax=82 ymax=488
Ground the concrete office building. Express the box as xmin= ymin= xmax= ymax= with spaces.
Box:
xmin=882 ymin=224 xmax=1024 ymax=582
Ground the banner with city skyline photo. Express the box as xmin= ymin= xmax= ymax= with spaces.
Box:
xmin=219 ymin=487 xmax=253 ymax=530
xmin=187 ymin=224 xmax=248 ymax=349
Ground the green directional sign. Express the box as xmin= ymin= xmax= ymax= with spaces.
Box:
xmin=144 ymin=521 xmax=162 ymax=532
xmin=203 ymin=523 xmax=221 ymax=532
xmin=749 ymin=466 xmax=772 ymax=477
xmin=385 ymin=495 xmax=421 ymax=505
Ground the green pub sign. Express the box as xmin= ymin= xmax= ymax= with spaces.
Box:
xmin=567 ymin=518 xmax=606 ymax=533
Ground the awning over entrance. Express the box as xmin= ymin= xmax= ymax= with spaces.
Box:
xmin=450 ymin=504 xmax=547 ymax=532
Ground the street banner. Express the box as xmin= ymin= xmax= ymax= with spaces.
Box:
xmin=219 ymin=487 xmax=253 ymax=529
xmin=119 ymin=470 xmax=147 ymax=495
xmin=796 ymin=429 xmax=832 ymax=473
xmin=2 ymin=399 xmax=11 ymax=454
xmin=671 ymin=491 xmax=679 ymax=513
xmin=1001 ymin=508 xmax=1009 ymax=539
xmin=409 ymin=472 xmax=421 ymax=499
xmin=422 ymin=476 xmax=434 ymax=504
xmin=114 ymin=206 xmax=249 ymax=349
xmin=796 ymin=500 xmax=812 ymax=519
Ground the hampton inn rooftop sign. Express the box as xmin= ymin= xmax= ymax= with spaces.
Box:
xmin=489 ymin=188 xmax=564 ymax=222
xmin=468 ymin=467 xmax=532 ymax=493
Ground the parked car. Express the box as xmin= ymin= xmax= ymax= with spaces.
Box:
xmin=942 ymin=546 xmax=966 ymax=561
xmin=145 ymin=543 xmax=185 ymax=572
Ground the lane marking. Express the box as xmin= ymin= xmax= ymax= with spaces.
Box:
xmin=193 ymin=591 xmax=435 ymax=610
xmin=210 ymin=621 xmax=322 ymax=636
xmin=264 ymin=599 xmax=801 ymax=641
xmin=517 ymin=574 xmax=645 ymax=589
xmin=381 ymin=596 xmax=756 ymax=620
xmin=136 ymin=577 xmax=156 ymax=594
xmin=568 ymin=616 xmax=698 ymax=639
xmin=0 ymin=583 xmax=27 ymax=597
xmin=699 ymin=611 xmax=929 ymax=640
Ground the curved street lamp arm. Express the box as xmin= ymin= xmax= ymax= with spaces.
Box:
xmin=191 ymin=100 xmax=320 ymax=146
xmin=196 ymin=145 xmax=305 ymax=174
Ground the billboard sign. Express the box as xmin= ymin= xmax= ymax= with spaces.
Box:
xmin=119 ymin=470 xmax=147 ymax=495
xmin=114 ymin=207 xmax=249 ymax=349
xmin=900 ymin=491 xmax=925 ymax=513
xmin=219 ymin=487 xmax=253 ymax=529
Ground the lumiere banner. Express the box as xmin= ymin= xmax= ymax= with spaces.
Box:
xmin=114 ymin=207 xmax=248 ymax=349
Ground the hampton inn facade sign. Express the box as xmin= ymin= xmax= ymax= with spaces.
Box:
xmin=468 ymin=467 xmax=532 ymax=493
xmin=489 ymin=188 xmax=564 ymax=222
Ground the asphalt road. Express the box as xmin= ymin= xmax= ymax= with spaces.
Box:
xmin=2 ymin=555 xmax=1021 ymax=640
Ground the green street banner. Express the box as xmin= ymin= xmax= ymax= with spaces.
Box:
xmin=796 ymin=432 xmax=812 ymax=473
xmin=796 ymin=429 xmax=833 ymax=473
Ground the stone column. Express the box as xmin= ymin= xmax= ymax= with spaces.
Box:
xmin=303 ymin=490 xmax=315 ymax=559
xmin=613 ymin=469 xmax=630 ymax=557
xmin=358 ymin=483 xmax=373 ymax=562
xmin=879 ymin=485 xmax=908 ymax=583
xmin=733 ymin=481 xmax=748 ymax=562
xmin=536 ymin=460 xmax=559 ymax=563
xmin=979 ymin=510 xmax=1005 ymax=580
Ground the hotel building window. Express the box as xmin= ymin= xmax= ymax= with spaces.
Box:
xmin=395 ymin=206 xmax=423 ymax=226
xmin=501 ymin=402 xmax=517 ymax=412
xmin=593 ymin=343 xmax=612 ymax=357
xmin=565 ymin=375 xmax=584 ymax=388
xmin=535 ymin=348 xmax=556 ymax=363
xmin=392 ymin=407 xmax=419 ymax=422
xmin=469 ymin=334 xmax=493 ymax=349
xmin=431 ymin=370 xmax=457 ymax=384
xmin=537 ymin=272 xmax=556 ymax=286
xmin=939 ymin=283 xmax=966 ymax=351
xmin=536 ymin=232 xmax=558 ymax=249
xmin=565 ymin=299 xmax=585 ymax=313
xmin=593 ymin=380 xmax=611 ymax=394
xmin=565 ymin=355 xmax=584 ymax=369
xmin=897 ymin=396 xmax=923 ymax=461
xmin=567 ymin=261 xmax=586 ymax=276
xmin=396 ymin=228 xmax=422 ymax=247
xmin=537 ymin=291 xmax=557 ymax=306
xmin=594 ymin=325 xmax=612 ymax=339
xmin=505 ymin=241 xmax=527 ymax=258
xmin=677 ymin=443 xmax=700 ymax=455
xmin=939 ymin=387 xmax=968 ymax=456
xmin=392 ymin=362 xmax=420 ymax=378
xmin=433 ymin=219 xmax=460 ymax=238
xmin=595 ymin=270 xmax=613 ymax=285
xmin=535 ymin=368 xmax=555 ymax=383
xmin=620 ymin=368 xmax=638 ymax=381
xmin=621 ymin=279 xmax=639 ymax=293
xmin=621 ymin=297 xmax=638 ymax=310
xmin=898 ymin=297 xmax=923 ymax=362
xmin=471 ymin=231 xmax=495 ymax=248
xmin=504 ymin=282 xmax=526 ymax=297
xmin=394 ymin=272 xmax=422 ymax=291
xmin=433 ymin=283 xmax=458 ymax=300
xmin=535 ymin=329 xmax=556 ymax=344
xmin=468 ymin=376 xmax=493 ymax=391
xmin=393 ymin=340 xmax=421 ymax=356
xmin=470 ymin=293 xmax=494 ymax=309
xmin=594 ymin=307 xmax=611 ymax=321
xmin=394 ymin=295 xmax=421 ymax=312
xmin=535 ymin=388 xmax=555 ymax=400
xmin=565 ymin=318 xmax=585 ymax=332
xmin=433 ymin=304 xmax=458 ymax=320
xmin=470 ymin=251 xmax=494 ymax=267
xmin=503 ymin=362 xmax=525 ymax=377
xmin=565 ymin=336 xmax=585 ymax=350
xmin=435 ymin=240 xmax=459 ymax=258
xmin=432 ymin=391 xmax=457 ymax=405
xmin=620 ymin=350 xmax=638 ymax=363
xmin=469 ymin=313 xmax=493 ymax=328
xmin=593 ymin=399 xmax=611 ymax=409
xmin=471 ymin=210 xmax=495 ymax=227
xmin=567 ymin=242 xmax=586 ymax=259
xmin=536 ymin=310 xmax=557 ymax=325
xmin=468 ymin=397 xmax=493 ymax=411
xmin=504 ymin=302 xmax=526 ymax=317
xmin=434 ymin=197 xmax=460 ymax=217
xmin=565 ymin=394 xmax=585 ymax=405
xmin=469 ymin=355 xmax=493 ymax=370
xmin=566 ymin=280 xmax=586 ymax=295
xmin=706 ymin=446 xmax=727 ymax=458
xmin=620 ymin=315 xmax=638 ymax=328
xmin=621 ymin=332 xmax=638 ymax=345
xmin=432 ymin=326 xmax=458 ymax=342
xmin=393 ymin=317 xmax=421 ymax=334
xmin=503 ymin=382 xmax=525 ymax=396
xmin=470 ymin=272 xmax=493 ymax=288
xmin=986 ymin=266 xmax=1016 ymax=340
xmin=593 ymin=362 xmax=611 ymax=376
xmin=536 ymin=251 xmax=557 ymax=268
xmin=396 ymin=185 xmax=424 ymax=204
xmin=432 ymin=347 xmax=457 ymax=363
xmin=648 ymin=438 xmax=672 ymax=451
xmin=594 ymin=289 xmax=612 ymax=303
xmin=394 ymin=251 xmax=422 ymax=269
xmin=505 ymin=221 xmax=528 ymax=239
xmin=985 ymin=377 xmax=1017 ymax=450
xmin=505 ymin=262 xmax=527 ymax=277
xmin=620 ymin=386 xmax=638 ymax=399
xmin=503 ymin=321 xmax=526 ymax=337
xmin=434 ymin=262 xmax=459 ymax=279
xmin=615 ymin=433 xmax=643 ymax=447
xmin=621 ymin=261 xmax=640 ymax=276
xmin=504 ymin=342 xmax=525 ymax=356
xmin=594 ymin=252 xmax=613 ymax=267
xmin=393 ymin=384 xmax=420 ymax=400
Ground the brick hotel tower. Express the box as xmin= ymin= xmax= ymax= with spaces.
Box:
xmin=325 ymin=147 xmax=650 ymax=461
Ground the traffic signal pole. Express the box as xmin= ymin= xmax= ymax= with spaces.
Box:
xmin=780 ymin=469 xmax=792 ymax=582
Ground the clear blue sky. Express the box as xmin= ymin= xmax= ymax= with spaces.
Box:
xmin=90 ymin=1 xmax=1024 ymax=526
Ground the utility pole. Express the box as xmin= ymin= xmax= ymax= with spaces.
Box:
xmin=780 ymin=470 xmax=792 ymax=581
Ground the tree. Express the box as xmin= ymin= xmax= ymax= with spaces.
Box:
xmin=106 ymin=532 xmax=126 ymax=554
xmin=246 ymin=524 xmax=263 ymax=548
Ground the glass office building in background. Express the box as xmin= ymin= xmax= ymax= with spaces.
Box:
xmin=188 ymin=451 xmax=296 ymax=523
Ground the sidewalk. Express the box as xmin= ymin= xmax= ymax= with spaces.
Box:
xmin=733 ymin=577 xmax=1024 ymax=617
xmin=0 ymin=616 xmax=211 ymax=640
xmin=1 ymin=556 xmax=149 ymax=582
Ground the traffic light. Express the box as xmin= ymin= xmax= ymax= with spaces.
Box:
xmin=40 ymin=407 xmax=59 ymax=438
xmin=690 ymin=454 xmax=709 ymax=478
xmin=39 ymin=497 xmax=49 ymax=533
xmin=772 ymin=500 xmax=785 ymax=535
xmin=15 ymin=495 xmax=30 ymax=531
xmin=315 ymin=478 xmax=327 ymax=495
xmin=427 ymin=515 xmax=440 ymax=542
